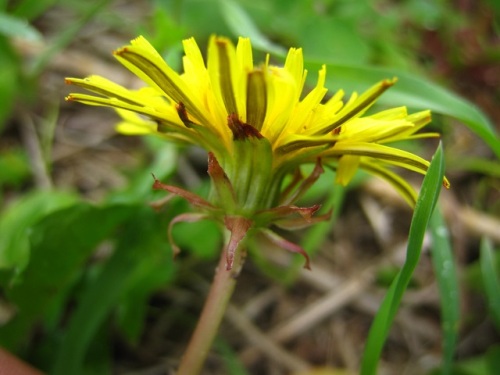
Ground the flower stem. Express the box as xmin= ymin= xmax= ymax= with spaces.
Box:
xmin=177 ymin=245 xmax=245 ymax=375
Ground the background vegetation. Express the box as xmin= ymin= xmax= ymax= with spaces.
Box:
xmin=0 ymin=0 xmax=499 ymax=374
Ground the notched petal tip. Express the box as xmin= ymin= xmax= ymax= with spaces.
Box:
xmin=112 ymin=47 xmax=128 ymax=56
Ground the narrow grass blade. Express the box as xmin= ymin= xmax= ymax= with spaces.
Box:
xmin=480 ymin=238 xmax=500 ymax=329
xmin=430 ymin=209 xmax=460 ymax=374
xmin=360 ymin=142 xmax=445 ymax=375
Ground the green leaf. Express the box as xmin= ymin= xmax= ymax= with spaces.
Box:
xmin=219 ymin=0 xmax=286 ymax=56
xmin=0 ymin=147 xmax=31 ymax=188
xmin=480 ymin=238 xmax=500 ymax=329
xmin=439 ymin=345 xmax=500 ymax=375
xmin=156 ymin=0 xmax=231 ymax=40
xmin=360 ymin=142 xmax=446 ymax=375
xmin=52 ymin=206 xmax=174 ymax=375
xmin=430 ymin=208 xmax=460 ymax=374
xmin=0 ymin=36 xmax=18 ymax=132
xmin=0 ymin=191 xmax=79 ymax=275
xmin=486 ymin=345 xmax=500 ymax=374
xmin=448 ymin=157 xmax=500 ymax=178
xmin=11 ymin=0 xmax=58 ymax=20
xmin=172 ymin=211 xmax=222 ymax=259
xmin=80 ymin=327 xmax=112 ymax=375
xmin=0 ymin=12 xmax=43 ymax=41
xmin=0 ymin=203 xmax=134 ymax=350
xmin=107 ymin=138 xmax=179 ymax=204
xmin=116 ymin=214 xmax=176 ymax=343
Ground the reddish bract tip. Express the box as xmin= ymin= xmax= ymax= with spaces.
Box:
xmin=227 ymin=113 xmax=263 ymax=141
xmin=151 ymin=173 xmax=161 ymax=189
xmin=224 ymin=216 xmax=253 ymax=270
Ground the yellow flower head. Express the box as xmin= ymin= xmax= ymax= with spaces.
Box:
xmin=66 ymin=36 xmax=448 ymax=207
xmin=66 ymin=35 xmax=449 ymax=268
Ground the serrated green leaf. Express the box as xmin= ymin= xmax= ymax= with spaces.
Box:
xmin=52 ymin=206 xmax=174 ymax=375
xmin=360 ymin=142 xmax=445 ymax=375
xmin=0 ymin=203 xmax=134 ymax=350
xmin=0 ymin=191 xmax=79 ymax=275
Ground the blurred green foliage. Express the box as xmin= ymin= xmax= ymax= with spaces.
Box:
xmin=0 ymin=0 xmax=499 ymax=374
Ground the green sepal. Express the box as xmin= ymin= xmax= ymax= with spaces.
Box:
xmin=230 ymin=132 xmax=274 ymax=212
xmin=207 ymin=152 xmax=237 ymax=213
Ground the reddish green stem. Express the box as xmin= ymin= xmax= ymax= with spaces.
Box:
xmin=176 ymin=246 xmax=245 ymax=375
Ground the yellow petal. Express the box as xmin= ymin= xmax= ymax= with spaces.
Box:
xmin=360 ymin=160 xmax=418 ymax=206
xmin=335 ymin=155 xmax=361 ymax=185
xmin=315 ymin=78 xmax=397 ymax=135
xmin=284 ymin=47 xmax=306 ymax=100
xmin=114 ymin=39 xmax=210 ymax=125
xmin=328 ymin=142 xmax=431 ymax=175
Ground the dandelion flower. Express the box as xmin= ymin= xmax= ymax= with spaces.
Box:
xmin=66 ymin=36 xmax=448 ymax=268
